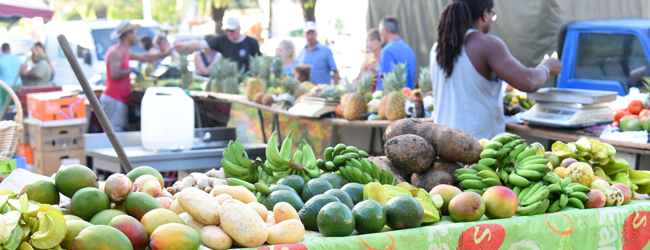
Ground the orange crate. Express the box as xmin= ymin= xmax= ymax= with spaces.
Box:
xmin=27 ymin=91 xmax=86 ymax=126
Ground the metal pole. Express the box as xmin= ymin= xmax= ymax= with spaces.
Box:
xmin=57 ymin=34 xmax=134 ymax=172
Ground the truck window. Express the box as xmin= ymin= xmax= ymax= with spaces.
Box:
xmin=91 ymin=27 xmax=159 ymax=61
xmin=575 ymin=33 xmax=650 ymax=91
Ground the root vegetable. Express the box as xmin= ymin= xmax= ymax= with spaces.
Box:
xmin=195 ymin=175 xmax=211 ymax=190
xmin=201 ymin=225 xmax=232 ymax=250
xmin=179 ymin=212 xmax=206 ymax=232
xmin=205 ymin=169 xmax=220 ymax=178
xmin=246 ymin=202 xmax=269 ymax=221
xmin=273 ymin=202 xmax=299 ymax=223
xmin=215 ymin=194 xmax=234 ymax=205
xmin=170 ymin=199 xmax=186 ymax=214
xmin=367 ymin=156 xmax=409 ymax=182
xmin=266 ymin=219 xmax=304 ymax=245
xmin=433 ymin=160 xmax=463 ymax=177
xmin=385 ymin=119 xmax=482 ymax=164
xmin=178 ymin=187 xmax=221 ymax=225
xmin=210 ymin=186 xmax=256 ymax=203
xmin=180 ymin=177 xmax=195 ymax=189
xmin=219 ymin=199 xmax=268 ymax=247
xmin=204 ymin=187 xmax=213 ymax=193
xmin=411 ymin=169 xmax=455 ymax=192
xmin=384 ymin=134 xmax=436 ymax=173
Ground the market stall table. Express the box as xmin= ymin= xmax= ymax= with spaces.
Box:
xmin=238 ymin=199 xmax=650 ymax=250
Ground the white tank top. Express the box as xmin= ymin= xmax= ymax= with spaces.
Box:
xmin=429 ymin=29 xmax=505 ymax=140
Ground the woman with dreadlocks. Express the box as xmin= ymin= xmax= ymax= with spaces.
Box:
xmin=430 ymin=0 xmax=561 ymax=139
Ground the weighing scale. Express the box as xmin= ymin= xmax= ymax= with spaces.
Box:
xmin=288 ymin=97 xmax=339 ymax=118
xmin=520 ymin=88 xmax=617 ymax=128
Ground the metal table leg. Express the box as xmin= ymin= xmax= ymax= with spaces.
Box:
xmin=258 ymin=109 xmax=267 ymax=143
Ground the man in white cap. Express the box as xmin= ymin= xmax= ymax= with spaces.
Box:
xmin=297 ymin=21 xmax=339 ymax=85
xmin=101 ymin=19 xmax=171 ymax=131
xmin=174 ymin=17 xmax=261 ymax=71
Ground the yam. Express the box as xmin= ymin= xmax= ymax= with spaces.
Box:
xmin=411 ymin=169 xmax=454 ymax=192
xmin=384 ymin=134 xmax=436 ymax=174
xmin=384 ymin=119 xmax=482 ymax=164
xmin=367 ymin=156 xmax=408 ymax=182
xmin=432 ymin=159 xmax=463 ymax=177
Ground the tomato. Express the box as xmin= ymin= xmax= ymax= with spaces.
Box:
xmin=614 ymin=110 xmax=627 ymax=121
xmin=639 ymin=109 xmax=650 ymax=118
xmin=621 ymin=114 xmax=641 ymax=121
xmin=628 ymin=100 xmax=644 ymax=115
xmin=334 ymin=105 xmax=343 ymax=117
xmin=401 ymin=87 xmax=412 ymax=97
xmin=611 ymin=121 xmax=618 ymax=127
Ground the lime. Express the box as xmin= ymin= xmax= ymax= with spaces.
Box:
xmin=430 ymin=194 xmax=444 ymax=209
xmin=575 ymin=137 xmax=592 ymax=152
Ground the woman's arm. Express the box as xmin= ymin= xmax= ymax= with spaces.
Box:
xmin=193 ymin=51 xmax=209 ymax=76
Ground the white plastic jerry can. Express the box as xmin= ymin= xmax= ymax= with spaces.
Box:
xmin=141 ymin=87 xmax=195 ymax=151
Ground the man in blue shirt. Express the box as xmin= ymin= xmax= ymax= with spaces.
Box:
xmin=376 ymin=16 xmax=416 ymax=91
xmin=298 ymin=21 xmax=339 ymax=84
xmin=0 ymin=43 xmax=26 ymax=105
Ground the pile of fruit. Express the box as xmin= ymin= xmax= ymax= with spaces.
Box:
xmin=503 ymin=91 xmax=536 ymax=115
xmin=612 ymin=99 xmax=650 ymax=131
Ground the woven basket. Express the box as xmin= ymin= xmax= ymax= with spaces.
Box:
xmin=0 ymin=80 xmax=23 ymax=160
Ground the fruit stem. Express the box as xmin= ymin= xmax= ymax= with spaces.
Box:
xmin=289 ymin=160 xmax=307 ymax=171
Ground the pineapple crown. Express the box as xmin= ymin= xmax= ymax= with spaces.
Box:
xmin=249 ymin=55 xmax=273 ymax=79
xmin=383 ymin=62 xmax=407 ymax=93
xmin=283 ymin=76 xmax=300 ymax=95
xmin=272 ymin=57 xmax=285 ymax=78
xmin=357 ymin=73 xmax=375 ymax=94
xmin=214 ymin=58 xmax=239 ymax=79
xmin=418 ymin=67 xmax=432 ymax=93
xmin=321 ymin=85 xmax=343 ymax=99
xmin=342 ymin=79 xmax=356 ymax=94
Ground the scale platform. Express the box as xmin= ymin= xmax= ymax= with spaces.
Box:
xmin=521 ymin=88 xmax=617 ymax=128
xmin=288 ymin=97 xmax=339 ymax=118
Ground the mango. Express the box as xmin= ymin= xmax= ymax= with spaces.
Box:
xmin=124 ymin=192 xmax=164 ymax=220
xmin=54 ymin=165 xmax=99 ymax=198
xmin=90 ymin=209 xmax=127 ymax=225
xmin=20 ymin=180 xmax=59 ymax=205
xmin=70 ymin=187 xmax=111 ymax=221
xmin=61 ymin=220 xmax=93 ymax=250
xmin=482 ymin=186 xmax=517 ymax=219
xmin=448 ymin=192 xmax=485 ymax=222
xmin=140 ymin=208 xmax=185 ymax=236
xmin=428 ymin=184 xmax=461 ymax=215
xmin=108 ymin=215 xmax=148 ymax=250
xmin=72 ymin=225 xmax=133 ymax=250
xmin=126 ymin=166 xmax=165 ymax=188
xmin=149 ymin=224 xmax=201 ymax=250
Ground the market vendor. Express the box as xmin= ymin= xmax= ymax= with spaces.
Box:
xmin=430 ymin=0 xmax=562 ymax=140
xmin=102 ymin=19 xmax=171 ymax=132
xmin=173 ymin=17 xmax=261 ymax=72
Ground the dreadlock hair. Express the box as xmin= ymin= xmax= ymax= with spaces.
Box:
xmin=436 ymin=0 xmax=494 ymax=78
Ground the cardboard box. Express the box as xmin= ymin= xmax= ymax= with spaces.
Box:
xmin=15 ymin=86 xmax=62 ymax=118
xmin=33 ymin=149 xmax=86 ymax=177
xmin=27 ymin=91 xmax=86 ymax=126
xmin=28 ymin=124 xmax=85 ymax=152
xmin=18 ymin=126 xmax=29 ymax=145
xmin=16 ymin=144 xmax=33 ymax=165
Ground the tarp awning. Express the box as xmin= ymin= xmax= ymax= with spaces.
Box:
xmin=0 ymin=0 xmax=54 ymax=20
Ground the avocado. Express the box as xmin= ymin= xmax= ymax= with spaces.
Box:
xmin=621 ymin=118 xmax=644 ymax=132
xmin=383 ymin=196 xmax=424 ymax=230
xmin=341 ymin=183 xmax=365 ymax=204
xmin=262 ymin=190 xmax=304 ymax=211
xmin=352 ymin=200 xmax=387 ymax=234
xmin=319 ymin=173 xmax=347 ymax=189
xmin=301 ymin=178 xmax=333 ymax=202
xmin=298 ymin=194 xmax=340 ymax=231
xmin=317 ymin=202 xmax=355 ymax=237
xmin=276 ymin=175 xmax=306 ymax=195
xmin=269 ymin=184 xmax=298 ymax=194
xmin=324 ymin=189 xmax=354 ymax=209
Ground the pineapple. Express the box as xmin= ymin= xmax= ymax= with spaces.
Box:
xmin=222 ymin=76 xmax=239 ymax=94
xmin=246 ymin=55 xmax=273 ymax=101
xmin=418 ymin=67 xmax=433 ymax=97
xmin=272 ymin=57 xmax=285 ymax=78
xmin=179 ymin=53 xmax=193 ymax=89
xmin=339 ymin=79 xmax=357 ymax=111
xmin=283 ymin=76 xmax=300 ymax=96
xmin=321 ymin=85 xmax=343 ymax=100
xmin=382 ymin=63 xmax=408 ymax=121
xmin=208 ymin=58 xmax=238 ymax=92
xmin=343 ymin=73 xmax=374 ymax=120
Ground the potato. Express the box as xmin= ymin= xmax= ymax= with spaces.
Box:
xmin=219 ymin=199 xmax=268 ymax=247
xmin=246 ymin=202 xmax=268 ymax=221
xmin=266 ymin=219 xmax=304 ymax=245
xmin=179 ymin=212 xmax=206 ymax=232
xmin=201 ymin=225 xmax=232 ymax=250
xmin=411 ymin=168 xmax=455 ymax=192
xmin=273 ymin=202 xmax=299 ymax=223
xmin=178 ymin=187 xmax=221 ymax=225
xmin=368 ymin=156 xmax=409 ymax=182
xmin=266 ymin=212 xmax=275 ymax=223
xmin=384 ymin=134 xmax=436 ymax=173
xmin=433 ymin=159 xmax=463 ymax=176
xmin=169 ymin=199 xmax=186 ymax=214
xmin=384 ymin=119 xmax=482 ymax=164
xmin=210 ymin=185 xmax=256 ymax=203
xmin=266 ymin=221 xmax=276 ymax=228
xmin=215 ymin=194 xmax=234 ymax=205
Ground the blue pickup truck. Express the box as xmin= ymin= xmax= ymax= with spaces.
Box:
xmin=557 ymin=19 xmax=650 ymax=96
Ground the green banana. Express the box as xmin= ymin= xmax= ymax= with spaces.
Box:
xmin=477 ymin=170 xmax=501 ymax=181
xmin=491 ymin=134 xmax=514 ymax=144
xmin=457 ymin=174 xmax=482 ymax=182
xmin=358 ymin=150 xmax=369 ymax=158
xmin=567 ymin=197 xmax=585 ymax=209
xmin=518 ymin=186 xmax=532 ymax=201
xmin=480 ymin=149 xmax=500 ymax=159
xmin=293 ymin=149 xmax=304 ymax=165
xmin=535 ymin=199 xmax=551 ymax=215
xmin=368 ymin=160 xmax=381 ymax=180
xmin=484 ymin=141 xmax=503 ymax=150
xmin=325 ymin=161 xmax=336 ymax=171
xmin=233 ymin=139 xmax=253 ymax=168
xmin=380 ymin=170 xmax=388 ymax=184
xmin=393 ymin=179 xmax=399 ymax=185
xmin=350 ymin=158 xmax=363 ymax=170
xmin=361 ymin=172 xmax=373 ymax=184
xmin=339 ymin=166 xmax=352 ymax=182
xmin=481 ymin=178 xmax=502 ymax=187
xmin=279 ymin=131 xmax=294 ymax=160
xmin=306 ymin=166 xmax=321 ymax=179
xmin=522 ymin=187 xmax=549 ymax=206
xmin=464 ymin=189 xmax=484 ymax=195
xmin=548 ymin=184 xmax=561 ymax=193
xmin=567 ymin=183 xmax=590 ymax=193
xmin=387 ymin=172 xmax=394 ymax=184
xmin=223 ymin=148 xmax=232 ymax=163
xmin=517 ymin=200 xmax=544 ymax=215
xmin=333 ymin=155 xmax=348 ymax=166
xmin=543 ymin=173 xmax=560 ymax=184
xmin=221 ymin=159 xmax=249 ymax=176
xmin=569 ymin=192 xmax=589 ymax=202
xmin=516 ymin=147 xmax=539 ymax=162
xmin=509 ymin=143 xmax=528 ymax=160
xmin=547 ymin=199 xmax=561 ymax=213
xmin=266 ymin=132 xmax=288 ymax=166
xmin=516 ymin=169 xmax=544 ymax=180
xmin=478 ymin=158 xmax=498 ymax=167
xmin=520 ymin=159 xmax=549 ymax=166
xmin=341 ymin=146 xmax=359 ymax=154
xmin=518 ymin=164 xmax=549 ymax=173
xmin=456 ymin=168 xmax=479 ymax=175
xmin=332 ymin=143 xmax=347 ymax=156
xmin=351 ymin=167 xmax=365 ymax=183
xmin=255 ymin=183 xmax=271 ymax=195
xmin=227 ymin=178 xmax=256 ymax=192
xmin=518 ymin=155 xmax=545 ymax=164
xmin=559 ymin=194 xmax=568 ymax=207
xmin=521 ymin=182 xmax=543 ymax=202
xmin=324 ymin=147 xmax=334 ymax=162
xmin=497 ymin=148 xmax=512 ymax=157
xmin=498 ymin=169 xmax=509 ymax=183
xmin=256 ymin=192 xmax=264 ymax=203
xmin=513 ymin=186 xmax=522 ymax=196
xmin=460 ymin=180 xmax=488 ymax=189
xmin=508 ymin=173 xmax=531 ymax=187
xmin=316 ymin=159 xmax=325 ymax=170
xmin=473 ymin=164 xmax=495 ymax=172
xmin=503 ymin=139 xmax=525 ymax=149
xmin=343 ymin=152 xmax=360 ymax=159
xmin=562 ymin=187 xmax=573 ymax=195
xmin=560 ymin=177 xmax=573 ymax=188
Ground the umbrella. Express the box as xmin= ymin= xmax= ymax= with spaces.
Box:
xmin=0 ymin=0 xmax=54 ymax=21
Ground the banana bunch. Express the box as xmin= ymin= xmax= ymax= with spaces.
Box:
xmin=511 ymin=174 xmax=590 ymax=215
xmin=265 ymin=131 xmax=321 ymax=182
xmin=336 ymin=157 xmax=397 ymax=185
xmin=455 ymin=168 xmax=505 ymax=196
xmin=222 ymin=139 xmax=264 ymax=183
xmin=318 ymin=143 xmax=370 ymax=171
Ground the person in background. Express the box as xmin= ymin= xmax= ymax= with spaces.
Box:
xmin=153 ymin=33 xmax=179 ymax=64
xmin=33 ymin=42 xmax=52 ymax=73
xmin=173 ymin=17 xmax=261 ymax=71
xmin=276 ymin=40 xmax=298 ymax=75
xmin=21 ymin=48 xmax=52 ymax=86
xmin=297 ymin=21 xmax=339 ymax=85
xmin=357 ymin=28 xmax=382 ymax=80
xmin=0 ymin=43 xmax=26 ymax=105
xmin=293 ymin=63 xmax=311 ymax=83
xmin=193 ymin=48 xmax=220 ymax=77
xmin=376 ymin=16 xmax=416 ymax=90
xmin=102 ymin=19 xmax=171 ymax=131
xmin=431 ymin=0 xmax=561 ymax=139
xmin=139 ymin=35 xmax=158 ymax=73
